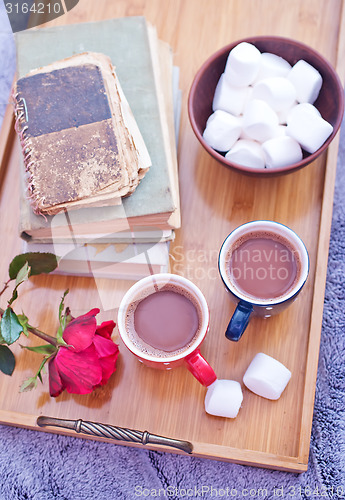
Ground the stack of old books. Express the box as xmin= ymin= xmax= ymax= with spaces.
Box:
xmin=14 ymin=16 xmax=181 ymax=280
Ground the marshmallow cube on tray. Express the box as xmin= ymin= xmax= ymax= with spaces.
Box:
xmin=243 ymin=353 xmax=291 ymax=400
xmin=205 ymin=379 xmax=243 ymax=418
xmin=203 ymin=41 xmax=333 ymax=169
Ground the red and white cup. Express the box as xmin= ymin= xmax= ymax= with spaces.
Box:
xmin=117 ymin=273 xmax=217 ymax=387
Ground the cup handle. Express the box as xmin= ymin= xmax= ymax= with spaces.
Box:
xmin=225 ymin=300 xmax=253 ymax=342
xmin=184 ymin=349 xmax=217 ymax=387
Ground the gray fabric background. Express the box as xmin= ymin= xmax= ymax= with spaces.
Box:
xmin=1 ymin=3 xmax=345 ymax=499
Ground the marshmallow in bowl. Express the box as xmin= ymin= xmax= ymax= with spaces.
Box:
xmin=243 ymin=353 xmax=291 ymax=400
xmin=286 ymin=104 xmax=333 ymax=153
xmin=254 ymin=52 xmax=292 ymax=82
xmin=277 ymin=100 xmax=298 ymax=124
xmin=287 ymin=59 xmax=323 ymax=104
xmin=203 ymin=42 xmax=333 ymax=168
xmin=287 ymin=102 xmax=321 ymax=121
xmin=273 ymin=125 xmax=288 ymax=138
xmin=205 ymin=379 xmax=243 ymax=418
xmin=225 ymin=139 xmax=266 ymax=168
xmin=203 ymin=110 xmax=241 ymax=151
xmin=252 ymin=77 xmax=297 ymax=112
xmin=224 ymin=42 xmax=262 ymax=87
xmin=262 ymin=135 xmax=303 ymax=168
xmin=212 ymin=74 xmax=250 ymax=116
xmin=242 ymin=99 xmax=279 ymax=142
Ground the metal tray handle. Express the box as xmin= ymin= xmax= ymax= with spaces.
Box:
xmin=37 ymin=416 xmax=193 ymax=454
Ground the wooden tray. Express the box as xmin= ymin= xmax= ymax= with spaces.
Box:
xmin=1 ymin=0 xmax=344 ymax=472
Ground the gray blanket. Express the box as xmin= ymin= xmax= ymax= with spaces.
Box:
xmin=1 ymin=5 xmax=344 ymax=499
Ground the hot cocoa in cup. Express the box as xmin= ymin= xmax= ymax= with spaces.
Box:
xmin=225 ymin=229 xmax=302 ymax=301
xmin=218 ymin=221 xmax=309 ymax=341
xmin=118 ymin=274 xmax=217 ymax=387
xmin=124 ymin=282 xmax=203 ymax=357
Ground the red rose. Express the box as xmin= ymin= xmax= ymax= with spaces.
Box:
xmin=48 ymin=308 xmax=119 ymax=397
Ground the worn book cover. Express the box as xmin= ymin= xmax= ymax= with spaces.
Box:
xmin=14 ymin=51 xmax=151 ymax=215
xmin=15 ymin=16 xmax=180 ymax=240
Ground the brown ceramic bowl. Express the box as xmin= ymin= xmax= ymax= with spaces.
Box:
xmin=188 ymin=36 xmax=344 ymax=176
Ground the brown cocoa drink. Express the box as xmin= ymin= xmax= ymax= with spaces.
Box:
xmin=125 ymin=285 xmax=201 ymax=357
xmin=227 ymin=231 xmax=300 ymax=300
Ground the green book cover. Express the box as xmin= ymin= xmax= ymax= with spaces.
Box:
xmin=15 ymin=16 xmax=176 ymax=236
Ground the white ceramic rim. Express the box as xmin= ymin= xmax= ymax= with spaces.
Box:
xmin=117 ymin=273 xmax=210 ymax=363
xmin=218 ymin=221 xmax=309 ymax=306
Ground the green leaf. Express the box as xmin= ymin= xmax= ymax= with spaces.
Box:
xmin=19 ymin=355 xmax=51 ymax=392
xmin=58 ymin=290 xmax=69 ymax=321
xmin=21 ymin=344 xmax=57 ymax=356
xmin=8 ymin=288 xmax=18 ymax=307
xmin=36 ymin=356 xmax=49 ymax=383
xmin=57 ymin=290 xmax=69 ymax=342
xmin=0 ymin=308 xmax=23 ymax=345
xmin=20 ymin=377 xmax=38 ymax=392
xmin=0 ymin=345 xmax=15 ymax=375
xmin=9 ymin=252 xmax=58 ymax=280
xmin=17 ymin=313 xmax=29 ymax=337
xmin=15 ymin=261 xmax=31 ymax=286
xmin=57 ymin=337 xmax=69 ymax=347
xmin=8 ymin=262 xmax=32 ymax=307
xmin=38 ymin=357 xmax=49 ymax=381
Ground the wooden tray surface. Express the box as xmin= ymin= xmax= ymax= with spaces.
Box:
xmin=0 ymin=0 xmax=344 ymax=472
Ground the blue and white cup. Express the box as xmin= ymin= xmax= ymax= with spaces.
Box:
xmin=218 ymin=221 xmax=309 ymax=341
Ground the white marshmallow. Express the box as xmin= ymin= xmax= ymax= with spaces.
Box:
xmin=254 ymin=52 xmax=292 ymax=82
xmin=287 ymin=59 xmax=323 ymax=104
xmin=205 ymin=379 xmax=243 ymax=418
xmin=239 ymin=128 xmax=252 ymax=141
xmin=242 ymin=99 xmax=279 ymax=142
xmin=277 ymin=100 xmax=298 ymax=124
xmin=243 ymin=353 xmax=291 ymax=400
xmin=243 ymin=86 xmax=254 ymax=109
xmin=262 ymin=135 xmax=303 ymax=168
xmin=203 ymin=110 xmax=242 ymax=152
xmin=238 ymin=109 xmax=255 ymax=140
xmin=287 ymin=102 xmax=321 ymax=122
xmin=224 ymin=42 xmax=262 ymax=87
xmin=212 ymin=73 xmax=250 ymax=116
xmin=286 ymin=105 xmax=333 ymax=153
xmin=252 ymin=77 xmax=296 ymax=112
xmin=225 ymin=139 xmax=266 ymax=168
xmin=273 ymin=125 xmax=287 ymax=138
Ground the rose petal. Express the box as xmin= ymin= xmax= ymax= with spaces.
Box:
xmin=63 ymin=308 xmax=100 ymax=352
xmin=93 ymin=333 xmax=119 ymax=358
xmin=97 ymin=351 xmax=119 ymax=386
xmin=92 ymin=335 xmax=119 ymax=386
xmin=96 ymin=320 xmax=116 ymax=340
xmin=48 ymin=356 xmax=65 ymax=397
xmin=53 ymin=345 xmax=102 ymax=394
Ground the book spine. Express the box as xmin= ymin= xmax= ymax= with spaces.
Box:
xmin=13 ymin=88 xmax=31 ymax=168
xmin=12 ymin=87 xmax=41 ymax=215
